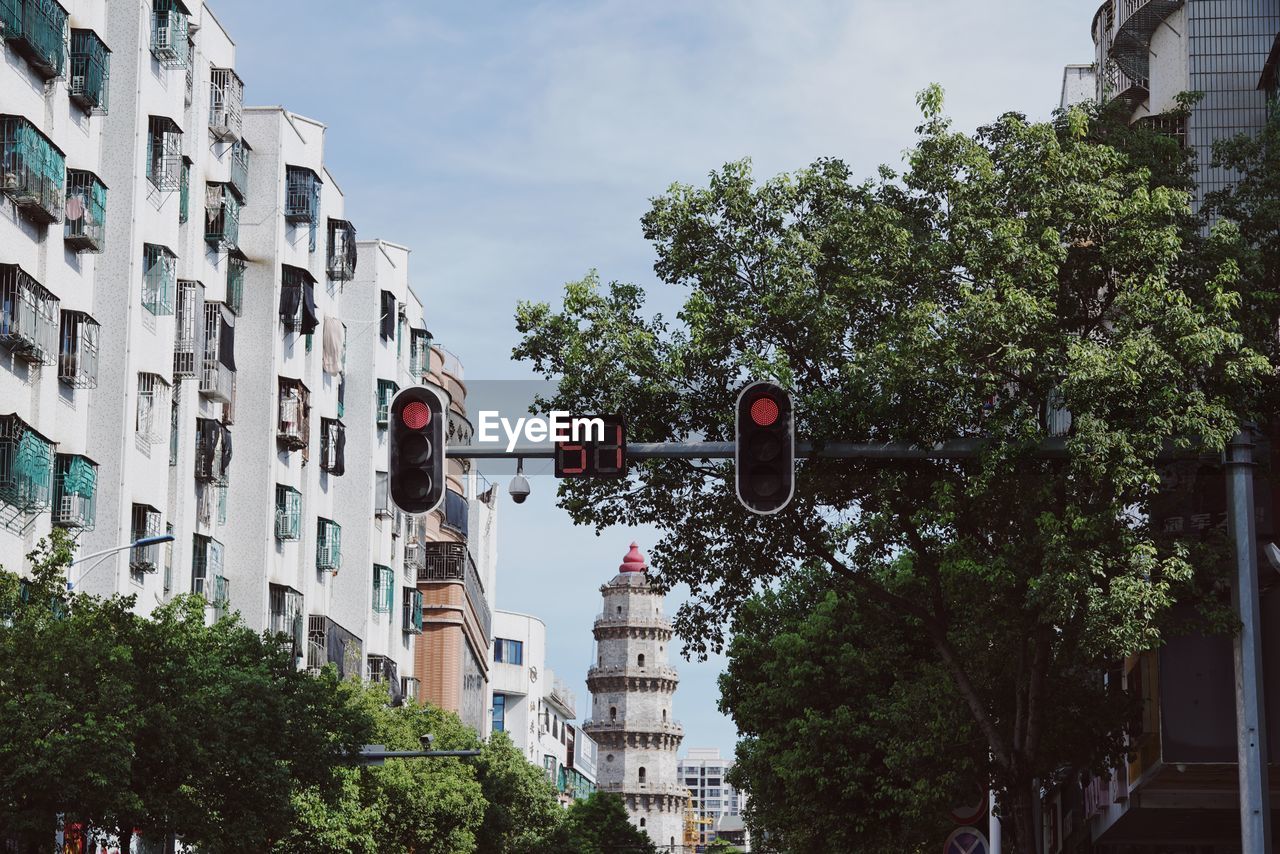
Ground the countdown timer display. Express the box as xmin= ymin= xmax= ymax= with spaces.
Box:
xmin=554 ymin=415 xmax=627 ymax=479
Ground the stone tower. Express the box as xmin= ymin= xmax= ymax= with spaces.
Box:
xmin=583 ymin=543 xmax=687 ymax=852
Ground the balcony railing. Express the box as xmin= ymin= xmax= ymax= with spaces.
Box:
xmin=0 ymin=114 xmax=65 ymax=224
xmin=226 ymin=252 xmax=246 ymax=316
xmin=278 ymin=378 xmax=310 ymax=450
xmin=1110 ymin=0 xmax=1182 ymax=89
xmin=51 ymin=453 xmax=95 ymax=530
xmin=1 ymin=263 xmax=58 ymax=365
xmin=145 ymin=116 xmax=182 ymax=192
xmin=68 ymin=28 xmax=110 ymax=114
xmin=284 ymin=166 xmax=321 ymax=223
xmin=403 ymin=588 xmax=423 ymax=634
xmin=307 ymin=615 xmax=362 ymax=678
xmin=150 ymin=0 xmax=189 ymax=69
xmin=275 ymin=484 xmax=301 ymax=541
xmin=201 ymin=302 xmax=235 ymax=401
xmin=418 ymin=541 xmax=490 ymax=644
xmin=204 ymin=183 xmax=239 ymax=251
xmin=57 ymin=310 xmax=99 ymax=389
xmin=194 ymin=417 xmax=230 ymax=484
xmin=142 ymin=243 xmax=177 ymax=316
xmin=0 ymin=414 xmax=54 ymax=514
xmin=443 ymin=489 xmax=469 ymax=538
xmin=280 ymin=265 xmax=317 ymax=332
xmin=173 ymin=280 xmax=204 ymax=378
xmin=229 ymin=140 xmax=249 ymax=202
xmin=316 ymin=518 xmax=341 ymax=571
xmin=1 ymin=0 xmax=67 ymax=80
xmin=64 ymin=170 xmax=107 ymax=253
xmin=208 ymin=67 xmax=244 ymax=141
xmin=130 ymin=505 xmax=163 ymax=572
xmin=268 ymin=584 xmax=304 ymax=655
xmin=327 ymin=218 xmax=357 ymax=281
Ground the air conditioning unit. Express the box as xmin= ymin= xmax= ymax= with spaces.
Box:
xmin=71 ymin=74 xmax=85 ymax=92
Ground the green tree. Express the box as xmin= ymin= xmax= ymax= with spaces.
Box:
xmin=514 ymin=90 xmax=1268 ymax=850
xmin=704 ymin=841 xmax=743 ymax=854
xmin=541 ymin=792 xmax=655 ymax=854
xmin=472 ymin=730 xmax=563 ymax=853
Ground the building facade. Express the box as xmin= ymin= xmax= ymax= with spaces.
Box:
xmin=678 ymin=747 xmax=746 ymax=851
xmin=583 ymin=543 xmax=687 ymax=852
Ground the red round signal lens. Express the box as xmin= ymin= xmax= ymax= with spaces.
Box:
xmin=402 ymin=401 xmax=431 ymax=430
xmin=749 ymin=397 xmax=780 ymax=427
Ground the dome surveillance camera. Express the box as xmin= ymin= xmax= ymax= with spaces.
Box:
xmin=509 ymin=473 xmax=531 ymax=504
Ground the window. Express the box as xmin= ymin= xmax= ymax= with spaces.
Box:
xmin=637 ymin=654 xmax=645 ymax=668
xmin=376 ymin=379 xmax=397 ymax=426
xmin=150 ymin=0 xmax=189 ymax=68
xmin=443 ymin=489 xmax=468 ymax=537
xmin=402 ymin=587 xmax=423 ymax=634
xmin=372 ymin=564 xmax=394 ymax=613
xmin=135 ymin=373 xmax=171 ymax=445
xmin=194 ymin=417 xmax=230 ymax=484
xmin=492 ymin=693 xmax=506 ymax=732
xmin=51 ymin=454 xmax=96 ymax=530
xmin=638 ymin=767 xmax=646 ymax=784
xmin=493 ymin=638 xmax=523 ymax=665
xmin=130 ymin=504 xmax=162 ymax=577
xmin=0 ymin=263 xmax=59 ymax=365
xmin=274 ymin=484 xmax=301 ymax=541
xmin=204 ymin=183 xmax=239 ymax=251
xmin=268 ymin=584 xmax=304 ymax=655
xmin=201 ymin=302 xmax=235 ymax=402
xmin=327 ymin=218 xmax=357 ymax=281
xmin=142 ymin=243 xmax=177 ymax=315
xmin=68 ymin=28 xmax=109 ymax=113
xmin=64 ymin=170 xmax=107 ymax=253
xmin=284 ymin=166 xmax=321 ymax=223
xmin=178 ymin=157 xmax=189 ymax=223
xmin=409 ymin=327 xmax=431 ymax=377
xmin=173 ymin=280 xmax=203 ymax=378
xmin=0 ymin=115 xmax=64 ymax=224
xmin=279 ymin=265 xmax=317 ymax=333
xmin=145 ymin=116 xmax=182 ymax=191
xmin=0 ymin=414 xmax=53 ymax=513
xmin=609 ymin=706 xmax=617 ymax=722
xmin=380 ymin=291 xmax=396 ymax=340
xmin=316 ymin=518 xmax=341 ymax=571
xmin=57 ymin=310 xmax=98 ymax=388
xmin=320 ymin=418 xmax=345 ymax=475
xmin=639 ymin=818 xmax=645 ymax=828
xmin=2 ymin=0 xmax=68 ymax=80
xmin=226 ymin=252 xmax=246 ymax=316
xmin=208 ymin=67 xmax=244 ymax=140
xmin=277 ymin=377 xmax=310 ymax=451
xmin=374 ymin=471 xmax=391 ymax=518
xmin=229 ymin=140 xmax=250 ymax=202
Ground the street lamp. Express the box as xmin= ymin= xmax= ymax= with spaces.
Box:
xmin=66 ymin=534 xmax=175 ymax=592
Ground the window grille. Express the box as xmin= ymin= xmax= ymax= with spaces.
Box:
xmin=203 ymin=182 xmax=239 ymax=251
xmin=142 ymin=243 xmax=176 ymax=315
xmin=229 ymin=140 xmax=250 ymax=202
xmin=145 ymin=116 xmax=182 ymax=192
xmin=208 ymin=67 xmax=243 ymax=141
xmin=402 ymin=677 xmax=420 ymax=702
xmin=316 ymin=518 xmax=341 ymax=571
xmin=68 ymin=28 xmax=109 ymax=114
xmin=135 ymin=372 xmax=171 ymax=445
xmin=0 ymin=414 xmax=53 ymax=513
xmin=194 ymin=417 xmax=229 ymax=484
xmin=0 ymin=114 xmax=64 ymax=224
xmin=326 ymin=218 xmax=357 ymax=281
xmin=366 ymin=654 xmax=395 ymax=683
xmin=274 ymin=484 xmax=301 ymax=541
xmin=183 ymin=36 xmax=193 ymax=103
xmin=372 ymin=565 xmax=394 ymax=613
xmin=443 ymin=489 xmax=469 ymax=538
xmin=284 ymin=165 xmax=321 ymax=223
xmin=150 ymin=0 xmax=189 ymax=69
xmin=277 ymin=377 xmax=310 ymax=451
xmin=376 ymin=379 xmax=398 ymax=426
xmin=403 ymin=587 xmax=423 ymax=634
xmin=58 ymin=310 xmax=99 ymax=388
xmin=200 ymin=302 xmax=234 ymax=402
xmin=226 ymin=252 xmax=246 ymax=316
xmin=279 ymin=265 xmax=317 ymax=331
xmin=63 ymin=170 xmax=107 ymax=253
xmin=130 ymin=504 xmax=162 ymax=572
xmin=268 ymin=584 xmax=304 ymax=654
xmin=2 ymin=0 xmax=67 ymax=80
xmin=0 ymin=263 xmax=59 ymax=365
xmin=409 ymin=328 xmax=432 ymax=377
xmin=178 ymin=157 xmax=189 ymax=223
xmin=173 ymin=280 xmax=204 ymax=378
xmin=169 ymin=398 xmax=179 ymax=467
xmin=320 ymin=418 xmax=345 ymax=475
xmin=374 ymin=471 xmax=391 ymax=518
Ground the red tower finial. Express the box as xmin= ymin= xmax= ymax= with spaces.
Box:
xmin=620 ymin=542 xmax=647 ymax=573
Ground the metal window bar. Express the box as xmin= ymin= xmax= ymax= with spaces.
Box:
xmin=57 ymin=310 xmax=99 ymax=389
xmin=274 ymin=484 xmax=301 ymax=541
xmin=150 ymin=0 xmax=189 ymax=69
xmin=200 ymin=302 xmax=233 ymax=401
xmin=68 ymin=28 xmax=109 ymax=114
xmin=268 ymin=584 xmax=304 ymax=654
xmin=203 ymin=182 xmax=239 ymax=251
xmin=372 ymin=565 xmax=394 ymax=613
xmin=418 ymin=541 xmax=490 ymax=644
xmin=0 ymin=114 xmax=65 ymax=224
xmin=316 ymin=518 xmax=341 ymax=571
xmin=183 ymin=36 xmax=193 ymax=103
xmin=376 ymin=379 xmax=397 ymax=426
xmin=326 ymin=219 xmax=357 ymax=281
xmin=277 ymin=378 xmax=309 ymax=450
xmin=0 ymin=415 xmax=53 ymax=513
xmin=3 ymin=0 xmax=67 ymax=80
xmin=172 ymin=280 xmax=204 ymax=378
xmin=374 ymin=471 xmax=391 ymax=519
xmin=135 ymin=372 xmax=171 ymax=444
xmin=213 ymin=571 xmax=229 ymax=620
xmin=229 ymin=140 xmax=249 ymax=202
xmin=284 ymin=165 xmax=320 ymax=221
xmin=130 ymin=504 xmax=162 ymax=572
xmin=142 ymin=243 xmax=176 ymax=315
xmin=403 ymin=587 xmax=423 ymax=634
xmin=208 ymin=67 xmax=243 ymax=141
xmin=64 ymin=170 xmax=107 ymax=253
xmin=53 ymin=456 xmax=96 ymax=529
xmin=217 ymin=484 xmax=227 ymax=525
xmin=403 ymin=515 xmax=426 ymax=577
xmin=225 ymin=252 xmax=246 ymax=316
xmin=402 ymin=676 xmax=420 ymax=702
xmin=145 ymin=116 xmax=182 ymax=192
xmin=280 ymin=265 xmax=313 ymax=329
xmin=194 ymin=417 xmax=228 ymax=484
xmin=169 ymin=398 xmax=179 ymax=467
xmin=0 ymin=263 xmax=59 ymax=365
xmin=409 ymin=329 xmax=432 ymax=377
xmin=366 ymin=654 xmax=394 ymax=683
xmin=320 ymin=418 xmax=344 ymax=474
xmin=178 ymin=158 xmax=189 ymax=223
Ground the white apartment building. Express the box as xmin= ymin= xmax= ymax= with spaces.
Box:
xmin=678 ymin=747 xmax=747 ymax=850
xmin=491 ymin=609 xmax=597 ymax=802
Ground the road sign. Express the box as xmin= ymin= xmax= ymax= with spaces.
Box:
xmin=942 ymin=827 xmax=989 ymax=854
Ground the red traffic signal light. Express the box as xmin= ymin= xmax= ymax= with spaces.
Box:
xmin=389 ymin=386 xmax=446 ymax=514
xmin=735 ymin=382 xmax=794 ymax=514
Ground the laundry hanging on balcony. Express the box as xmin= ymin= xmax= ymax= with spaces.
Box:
xmin=322 ymin=314 xmax=343 ymax=375
xmin=218 ymin=314 xmax=235 ymax=370
xmin=220 ymin=424 xmax=232 ymax=472
xmin=300 ymin=280 xmax=318 ymax=335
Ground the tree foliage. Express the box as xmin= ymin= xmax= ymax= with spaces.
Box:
xmin=539 ymin=792 xmax=656 ymax=854
xmin=514 ymin=90 xmax=1270 ymax=849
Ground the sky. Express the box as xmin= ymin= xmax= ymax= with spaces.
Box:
xmin=209 ymin=0 xmax=1096 ymax=760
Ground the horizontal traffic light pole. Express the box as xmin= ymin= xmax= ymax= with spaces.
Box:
xmin=446 ymin=437 xmax=1072 ymax=461
xmin=347 ymin=747 xmax=483 ymax=766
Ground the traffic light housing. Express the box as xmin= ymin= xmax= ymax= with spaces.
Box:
xmin=735 ymin=381 xmax=794 ymax=514
xmin=389 ymin=386 xmax=446 ymax=514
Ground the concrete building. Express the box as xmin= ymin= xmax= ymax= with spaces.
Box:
xmin=491 ymin=609 xmax=598 ymax=803
xmin=583 ymin=543 xmax=687 ymax=852
xmin=678 ymin=747 xmax=747 ymax=850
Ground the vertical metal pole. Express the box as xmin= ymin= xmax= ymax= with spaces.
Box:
xmin=989 ymin=788 xmax=1001 ymax=854
xmin=1226 ymin=425 xmax=1272 ymax=851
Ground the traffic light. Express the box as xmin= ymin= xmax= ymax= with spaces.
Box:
xmin=389 ymin=386 xmax=446 ymax=514
xmin=735 ymin=381 xmax=794 ymax=514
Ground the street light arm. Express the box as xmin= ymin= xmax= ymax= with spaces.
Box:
xmin=67 ymin=535 xmax=176 ymax=591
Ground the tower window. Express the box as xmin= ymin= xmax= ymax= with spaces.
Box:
xmin=616 ymin=605 xmax=622 ymax=614
xmin=637 ymin=653 xmax=645 ymax=667
xmin=662 ymin=709 xmax=667 ymax=721
xmin=638 ymin=766 xmax=646 ymax=783
xmin=639 ymin=818 xmax=646 ymax=828
xmin=610 ymin=706 xmax=617 ymax=722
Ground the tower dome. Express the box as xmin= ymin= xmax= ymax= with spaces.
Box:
xmin=619 ymin=542 xmax=647 ymax=573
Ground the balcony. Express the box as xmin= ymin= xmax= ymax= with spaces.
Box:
xmin=204 ymin=183 xmax=239 ymax=251
xmin=0 ymin=263 xmax=58 ymax=365
xmin=142 ymin=243 xmax=177 ymax=316
xmin=277 ymin=377 xmax=310 ymax=450
xmin=275 ymin=484 xmax=301 ymax=541
xmin=403 ymin=587 xmax=423 ymax=634
xmin=201 ymin=302 xmax=235 ymax=401
xmin=279 ymin=265 xmax=317 ymax=333
xmin=1 ymin=0 xmax=67 ymax=80
xmin=229 ymin=140 xmax=249 ymax=202
xmin=130 ymin=504 xmax=163 ymax=573
xmin=376 ymin=379 xmax=398 ymax=426
xmin=418 ymin=541 xmax=491 ymax=644
xmin=1110 ymin=0 xmax=1183 ymax=89
xmin=0 ymin=414 xmax=54 ymax=514
xmin=145 ymin=116 xmax=182 ymax=192
xmin=226 ymin=252 xmax=246 ymax=316
xmin=268 ymin=584 xmax=303 ymax=655
xmin=373 ymin=564 xmax=394 ymax=614
xmin=326 ymin=219 xmax=357 ymax=281
xmin=194 ymin=418 xmax=230 ymax=484
xmin=173 ymin=280 xmax=204 ymax=378
xmin=68 ymin=28 xmax=110 ymax=114
xmin=64 ymin=170 xmax=107 ymax=253
xmin=57 ymin=310 xmax=99 ymax=389
xmin=320 ymin=418 xmax=345 ymax=475
xmin=402 ymin=676 xmax=421 ymax=702
xmin=208 ymin=67 xmax=243 ymax=141
xmin=443 ymin=489 xmax=469 ymax=538
xmin=0 ymin=114 xmax=65 ymax=224
xmin=150 ymin=0 xmax=189 ymax=69
xmin=135 ymin=373 xmax=171 ymax=446
xmin=307 ymin=614 xmax=362 ymax=678
xmin=284 ymin=165 xmax=321 ymax=223
xmin=409 ymin=328 xmax=432 ymax=378
xmin=316 ymin=518 xmax=341 ymax=572
xmin=51 ymin=453 xmax=96 ymax=530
